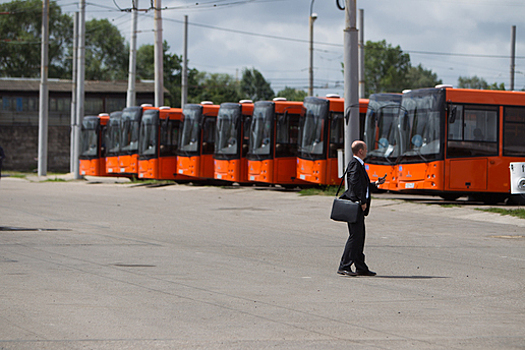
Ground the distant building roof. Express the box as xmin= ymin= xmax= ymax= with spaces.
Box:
xmin=0 ymin=78 xmax=165 ymax=93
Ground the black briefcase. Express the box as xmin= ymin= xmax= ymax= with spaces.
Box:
xmin=330 ymin=165 xmax=359 ymax=223
xmin=330 ymin=197 xmax=359 ymax=223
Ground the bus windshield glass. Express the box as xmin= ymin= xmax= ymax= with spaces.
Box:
xmin=248 ymin=103 xmax=273 ymax=157
xmin=120 ymin=108 xmax=142 ymax=153
xmin=179 ymin=106 xmax=202 ymax=154
xmin=215 ymin=106 xmax=241 ymax=156
xmin=80 ymin=118 xmax=98 ymax=158
xmin=106 ymin=116 xmax=121 ymax=157
xmin=364 ymin=94 xmax=402 ymax=164
xmin=138 ymin=110 xmax=158 ymax=157
xmin=298 ymin=98 xmax=328 ymax=158
xmin=398 ymin=89 xmax=444 ymax=163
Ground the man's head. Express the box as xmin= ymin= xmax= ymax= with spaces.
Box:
xmin=352 ymin=140 xmax=367 ymax=160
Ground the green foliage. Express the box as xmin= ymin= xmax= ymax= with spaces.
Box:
xmin=276 ymin=86 xmax=307 ymax=101
xmin=475 ymin=208 xmax=525 ymax=219
xmin=457 ymin=76 xmax=506 ymax=90
xmin=84 ymin=19 xmax=128 ymax=80
xmin=364 ymin=40 xmax=411 ymax=96
xmin=240 ymin=68 xmax=274 ymax=101
xmin=360 ymin=40 xmax=441 ymax=96
xmin=407 ymin=64 xmax=442 ymax=89
xmin=0 ymin=0 xmax=72 ymax=78
xmin=299 ymin=186 xmax=338 ymax=196
xmin=190 ymin=72 xmax=242 ymax=105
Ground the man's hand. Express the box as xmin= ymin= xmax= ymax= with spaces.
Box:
xmin=361 ymin=203 xmax=367 ymax=211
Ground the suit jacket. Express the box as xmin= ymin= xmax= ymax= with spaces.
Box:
xmin=341 ymin=157 xmax=373 ymax=216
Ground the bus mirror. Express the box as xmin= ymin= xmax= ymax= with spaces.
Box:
xmin=449 ymin=107 xmax=457 ymax=124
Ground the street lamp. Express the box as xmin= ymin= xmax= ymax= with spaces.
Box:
xmin=309 ymin=0 xmax=317 ymax=96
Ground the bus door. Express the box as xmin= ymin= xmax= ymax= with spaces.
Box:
xmin=79 ymin=113 xmax=109 ymax=176
xmin=272 ymin=99 xmax=305 ymax=185
xmin=363 ymin=93 xmax=402 ymax=191
xmin=105 ymin=111 xmax=122 ymax=176
xmin=445 ymin=103 xmax=500 ymax=193
xmin=159 ymin=108 xmax=186 ymax=180
xmin=119 ymin=104 xmax=156 ymax=176
xmin=214 ymin=101 xmax=253 ymax=182
xmin=138 ymin=107 xmax=185 ymax=180
xmin=297 ymin=96 xmax=330 ymax=184
xmin=178 ymin=102 xmax=219 ymax=179
xmin=297 ymin=96 xmax=368 ymax=185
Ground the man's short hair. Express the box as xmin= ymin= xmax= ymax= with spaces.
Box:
xmin=352 ymin=140 xmax=365 ymax=155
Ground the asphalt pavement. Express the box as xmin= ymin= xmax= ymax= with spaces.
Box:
xmin=0 ymin=176 xmax=524 ymax=349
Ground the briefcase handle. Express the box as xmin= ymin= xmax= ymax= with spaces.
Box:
xmin=334 ymin=163 xmax=350 ymax=198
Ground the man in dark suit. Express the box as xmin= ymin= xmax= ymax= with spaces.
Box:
xmin=338 ymin=140 xmax=384 ymax=277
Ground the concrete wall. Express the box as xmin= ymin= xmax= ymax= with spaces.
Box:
xmin=0 ymin=125 xmax=71 ymax=172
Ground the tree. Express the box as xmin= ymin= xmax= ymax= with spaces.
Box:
xmin=240 ymin=68 xmax=274 ymax=101
xmin=276 ymin=87 xmax=307 ymax=101
xmin=0 ymin=0 xmax=72 ymax=78
xmin=407 ymin=64 xmax=442 ymax=89
xmin=83 ymin=19 xmax=128 ymax=81
xmin=364 ymin=40 xmax=410 ymax=96
xmin=190 ymin=72 xmax=242 ymax=105
xmin=457 ymin=76 xmax=505 ymax=90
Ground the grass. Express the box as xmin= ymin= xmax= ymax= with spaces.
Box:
xmin=43 ymin=177 xmax=67 ymax=182
xmin=299 ymin=186 xmax=339 ymax=196
xmin=475 ymin=208 xmax=525 ymax=220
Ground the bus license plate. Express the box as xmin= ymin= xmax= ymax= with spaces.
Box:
xmin=405 ymin=183 xmax=415 ymax=189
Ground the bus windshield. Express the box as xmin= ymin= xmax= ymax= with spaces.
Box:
xmin=179 ymin=106 xmax=202 ymax=155
xmin=398 ymin=89 xmax=444 ymax=163
xmin=138 ymin=110 xmax=158 ymax=157
xmin=248 ymin=102 xmax=273 ymax=158
xmin=215 ymin=105 xmax=241 ymax=156
xmin=364 ymin=94 xmax=402 ymax=164
xmin=80 ymin=118 xmax=98 ymax=158
xmin=106 ymin=114 xmax=121 ymax=157
xmin=120 ymin=108 xmax=142 ymax=154
xmin=298 ymin=98 xmax=328 ymax=158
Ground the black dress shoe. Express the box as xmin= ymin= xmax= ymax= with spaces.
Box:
xmin=337 ymin=269 xmax=357 ymax=276
xmin=356 ymin=270 xmax=376 ymax=276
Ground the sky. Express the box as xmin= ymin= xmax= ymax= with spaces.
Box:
xmin=4 ymin=0 xmax=525 ymax=97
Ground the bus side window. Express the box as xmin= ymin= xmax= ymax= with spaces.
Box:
xmin=202 ymin=117 xmax=216 ymax=155
xmin=503 ymin=107 xmax=525 ymax=156
xmin=447 ymin=105 xmax=498 ymax=158
xmin=329 ymin=113 xmax=344 ymax=159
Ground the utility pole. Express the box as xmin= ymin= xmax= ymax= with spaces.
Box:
xmin=308 ymin=0 xmax=317 ymax=96
xmin=73 ymin=0 xmax=86 ymax=179
xmin=181 ymin=15 xmax=188 ymax=107
xmin=358 ymin=9 xmax=365 ymax=99
xmin=70 ymin=11 xmax=78 ymax=173
xmin=154 ymin=0 xmax=164 ymax=107
xmin=343 ymin=0 xmax=359 ymax=173
xmin=38 ymin=0 xmax=49 ymax=176
xmin=127 ymin=0 xmax=139 ymax=107
xmin=510 ymin=25 xmax=516 ymax=91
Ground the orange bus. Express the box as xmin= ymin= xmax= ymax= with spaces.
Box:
xmin=247 ymin=98 xmax=307 ymax=185
xmin=138 ymin=107 xmax=189 ymax=180
xmin=363 ymin=93 xmax=402 ymax=191
xmin=79 ymin=113 xmax=109 ymax=176
xmin=214 ymin=100 xmax=254 ymax=182
xmin=105 ymin=111 xmax=122 ymax=176
xmin=177 ymin=102 xmax=220 ymax=179
xmin=296 ymin=95 xmax=369 ymax=185
xmin=118 ymin=104 xmax=156 ymax=176
xmin=396 ymin=85 xmax=525 ymax=203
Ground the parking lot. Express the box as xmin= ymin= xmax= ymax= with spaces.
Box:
xmin=1 ymin=177 xmax=524 ymax=350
